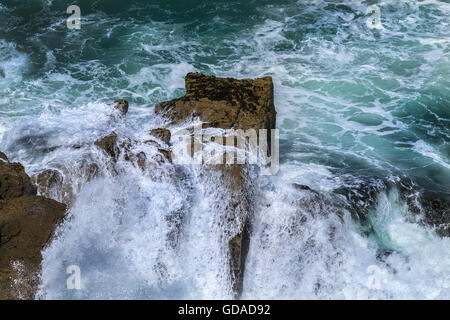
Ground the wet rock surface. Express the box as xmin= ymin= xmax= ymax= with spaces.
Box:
xmin=155 ymin=72 xmax=276 ymax=131
xmin=113 ymin=99 xmax=129 ymax=116
xmin=155 ymin=72 xmax=276 ymax=297
xmin=334 ymin=175 xmax=450 ymax=237
xmin=149 ymin=128 xmax=171 ymax=146
xmin=397 ymin=177 xmax=450 ymax=237
xmin=0 ymin=155 xmax=37 ymax=200
xmin=0 ymin=153 xmax=66 ymax=300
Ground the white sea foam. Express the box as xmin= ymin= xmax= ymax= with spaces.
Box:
xmin=0 ymin=0 xmax=448 ymax=299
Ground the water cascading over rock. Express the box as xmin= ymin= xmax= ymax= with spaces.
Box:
xmin=155 ymin=72 xmax=277 ymax=296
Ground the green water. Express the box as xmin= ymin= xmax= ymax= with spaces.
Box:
xmin=0 ymin=0 xmax=449 ymax=299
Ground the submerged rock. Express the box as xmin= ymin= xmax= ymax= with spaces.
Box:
xmin=0 ymin=153 xmax=66 ymax=300
xmin=397 ymin=177 xmax=450 ymax=237
xmin=94 ymin=132 xmax=119 ymax=160
xmin=113 ymin=99 xmax=129 ymax=116
xmin=94 ymin=129 xmax=173 ymax=171
xmin=422 ymin=196 xmax=450 ymax=237
xmin=335 ymin=175 xmax=450 ymax=238
xmin=155 ymin=72 xmax=276 ymax=297
xmin=94 ymin=100 xmax=173 ymax=169
xmin=34 ymin=169 xmax=64 ymax=198
xmin=149 ymin=128 xmax=171 ymax=146
xmin=334 ymin=178 xmax=387 ymax=225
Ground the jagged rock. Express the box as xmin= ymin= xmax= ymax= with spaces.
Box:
xmin=95 ymin=131 xmax=172 ymax=172
xmin=154 ymin=73 xmax=276 ymax=297
xmin=149 ymin=128 xmax=171 ymax=145
xmin=228 ymin=223 xmax=250 ymax=295
xmin=422 ymin=196 xmax=450 ymax=237
xmin=94 ymin=132 xmax=119 ymax=160
xmin=335 ymin=175 xmax=450 ymax=238
xmin=0 ymin=153 xmax=66 ymax=300
xmin=397 ymin=177 xmax=450 ymax=237
xmin=113 ymin=99 xmax=129 ymax=116
xmin=0 ymin=153 xmax=37 ymax=200
xmin=334 ymin=178 xmax=387 ymax=224
xmin=34 ymin=169 xmax=64 ymax=198
xmin=155 ymin=72 xmax=276 ymax=131
xmin=33 ymin=161 xmax=99 ymax=206
xmin=146 ymin=128 xmax=173 ymax=163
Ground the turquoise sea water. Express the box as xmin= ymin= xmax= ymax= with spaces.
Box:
xmin=0 ymin=0 xmax=449 ymax=299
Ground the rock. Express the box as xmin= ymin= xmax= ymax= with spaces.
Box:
xmin=0 ymin=154 xmax=37 ymax=200
xmin=397 ymin=177 xmax=450 ymax=237
xmin=0 ymin=196 xmax=66 ymax=300
xmin=95 ymin=130 xmax=172 ymax=172
xmin=113 ymin=99 xmax=129 ymax=116
xmin=422 ymin=196 xmax=450 ymax=237
xmin=154 ymin=72 xmax=276 ymax=297
xmin=334 ymin=177 xmax=387 ymax=224
xmin=0 ymin=153 xmax=66 ymax=300
xmin=335 ymin=175 xmax=450 ymax=238
xmin=146 ymin=128 xmax=173 ymax=164
xmin=228 ymin=223 xmax=250 ymax=295
xmin=0 ymin=151 xmax=8 ymax=161
xmin=35 ymin=169 xmax=64 ymax=198
xmin=155 ymin=72 xmax=276 ymax=132
xmin=33 ymin=161 xmax=99 ymax=206
xmin=94 ymin=132 xmax=119 ymax=160
xmin=149 ymin=128 xmax=171 ymax=145
xmin=155 ymin=149 xmax=172 ymax=163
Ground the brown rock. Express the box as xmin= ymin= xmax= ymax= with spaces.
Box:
xmin=0 ymin=155 xmax=37 ymax=200
xmin=0 ymin=152 xmax=8 ymax=161
xmin=0 ymin=196 xmax=66 ymax=299
xmin=0 ymin=152 xmax=66 ymax=300
xmin=113 ymin=99 xmax=129 ymax=116
xmin=154 ymin=73 xmax=276 ymax=297
xmin=35 ymin=169 xmax=63 ymax=198
xmin=94 ymin=132 xmax=119 ymax=160
xmin=150 ymin=128 xmax=171 ymax=145
xmin=155 ymin=72 xmax=276 ymax=131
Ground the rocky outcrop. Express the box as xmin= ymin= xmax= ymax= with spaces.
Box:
xmin=155 ymin=72 xmax=276 ymax=131
xmin=149 ymin=128 xmax=171 ymax=146
xmin=0 ymin=153 xmax=66 ymax=300
xmin=0 ymin=154 xmax=37 ymax=200
xmin=113 ymin=99 xmax=129 ymax=116
xmin=154 ymin=72 xmax=276 ymax=297
xmin=335 ymin=175 xmax=450 ymax=237
xmin=397 ymin=178 xmax=450 ymax=237
xmin=95 ymin=132 xmax=120 ymax=160
xmin=93 ymin=101 xmax=172 ymax=170
xmin=32 ymin=161 xmax=99 ymax=206
xmin=421 ymin=195 xmax=450 ymax=237
xmin=94 ymin=130 xmax=173 ymax=169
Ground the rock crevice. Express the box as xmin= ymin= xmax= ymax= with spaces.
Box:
xmin=154 ymin=72 xmax=277 ymax=297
